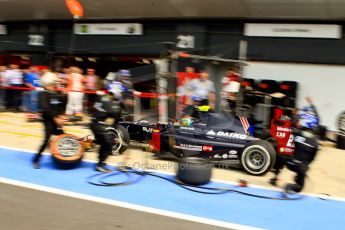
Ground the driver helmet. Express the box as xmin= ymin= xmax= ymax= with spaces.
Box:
xmin=180 ymin=116 xmax=193 ymax=127
xmin=296 ymin=106 xmax=319 ymax=130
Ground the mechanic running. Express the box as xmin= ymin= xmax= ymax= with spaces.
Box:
xmin=32 ymin=72 xmax=67 ymax=169
xmin=269 ymin=97 xmax=320 ymax=194
xmin=90 ymin=70 xmax=132 ymax=172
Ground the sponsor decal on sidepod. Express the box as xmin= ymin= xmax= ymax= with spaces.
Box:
xmin=202 ymin=145 xmax=213 ymax=151
xmin=206 ymin=130 xmax=246 ymax=139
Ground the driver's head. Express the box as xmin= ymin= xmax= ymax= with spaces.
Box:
xmin=180 ymin=116 xmax=193 ymax=127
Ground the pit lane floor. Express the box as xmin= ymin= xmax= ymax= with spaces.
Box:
xmin=1 ymin=112 xmax=344 ymax=197
xmin=1 ymin=112 xmax=345 ymax=230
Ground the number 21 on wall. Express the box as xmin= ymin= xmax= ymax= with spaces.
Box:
xmin=176 ymin=35 xmax=195 ymax=49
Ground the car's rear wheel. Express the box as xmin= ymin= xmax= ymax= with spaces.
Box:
xmin=106 ymin=124 xmax=130 ymax=155
xmin=241 ymin=140 xmax=276 ymax=176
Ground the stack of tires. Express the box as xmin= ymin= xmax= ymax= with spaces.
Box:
xmin=337 ymin=112 xmax=345 ymax=150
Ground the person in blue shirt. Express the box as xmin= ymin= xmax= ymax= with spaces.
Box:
xmin=106 ymin=69 xmax=134 ymax=113
xmin=186 ymin=70 xmax=216 ymax=109
xmin=24 ymin=66 xmax=41 ymax=120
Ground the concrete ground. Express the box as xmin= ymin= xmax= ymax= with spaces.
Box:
xmin=0 ymin=112 xmax=344 ymax=198
xmin=0 ymin=183 xmax=227 ymax=230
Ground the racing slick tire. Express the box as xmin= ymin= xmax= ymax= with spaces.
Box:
xmin=176 ymin=157 xmax=212 ymax=185
xmin=107 ymin=124 xmax=130 ymax=155
xmin=241 ymin=140 xmax=276 ymax=176
xmin=50 ymin=134 xmax=84 ymax=169
xmin=336 ymin=133 xmax=345 ymax=150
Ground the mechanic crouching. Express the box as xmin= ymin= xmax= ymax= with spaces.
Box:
xmin=270 ymin=105 xmax=319 ymax=194
xmin=90 ymin=85 xmax=128 ymax=172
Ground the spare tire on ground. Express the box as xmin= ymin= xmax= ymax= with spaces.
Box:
xmin=50 ymin=134 xmax=84 ymax=169
xmin=176 ymin=157 xmax=212 ymax=185
xmin=336 ymin=133 xmax=345 ymax=150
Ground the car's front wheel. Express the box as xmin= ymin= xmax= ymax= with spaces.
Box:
xmin=241 ymin=140 xmax=276 ymax=176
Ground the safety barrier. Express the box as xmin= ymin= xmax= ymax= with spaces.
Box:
xmin=0 ymin=85 xmax=177 ymax=98
xmin=0 ymin=85 xmax=178 ymax=121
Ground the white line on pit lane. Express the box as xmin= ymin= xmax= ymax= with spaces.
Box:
xmin=0 ymin=177 xmax=263 ymax=230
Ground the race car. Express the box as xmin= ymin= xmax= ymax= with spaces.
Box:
xmin=119 ymin=119 xmax=157 ymax=142
xmin=118 ymin=115 xmax=171 ymax=143
xmin=151 ymin=113 xmax=276 ymax=175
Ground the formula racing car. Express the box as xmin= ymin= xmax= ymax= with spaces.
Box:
xmin=151 ymin=113 xmax=276 ymax=175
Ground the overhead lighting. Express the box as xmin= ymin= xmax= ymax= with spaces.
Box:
xmin=75 ymin=57 xmax=83 ymax=62
xmin=88 ymin=57 xmax=96 ymax=62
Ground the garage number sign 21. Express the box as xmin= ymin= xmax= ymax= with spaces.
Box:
xmin=176 ymin=35 xmax=195 ymax=49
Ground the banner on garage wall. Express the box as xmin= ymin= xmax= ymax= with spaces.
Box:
xmin=244 ymin=23 xmax=341 ymax=39
xmin=74 ymin=23 xmax=143 ymax=35
xmin=0 ymin=25 xmax=7 ymax=35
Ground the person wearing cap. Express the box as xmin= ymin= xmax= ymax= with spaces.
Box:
xmin=89 ymin=90 xmax=125 ymax=172
xmin=32 ymin=71 xmax=67 ymax=169
xmin=107 ymin=69 xmax=134 ymax=113
xmin=186 ymin=70 xmax=216 ymax=110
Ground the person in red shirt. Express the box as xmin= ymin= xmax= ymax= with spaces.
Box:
xmin=65 ymin=66 xmax=86 ymax=117
xmin=85 ymin=68 xmax=100 ymax=112
xmin=221 ymin=67 xmax=241 ymax=115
